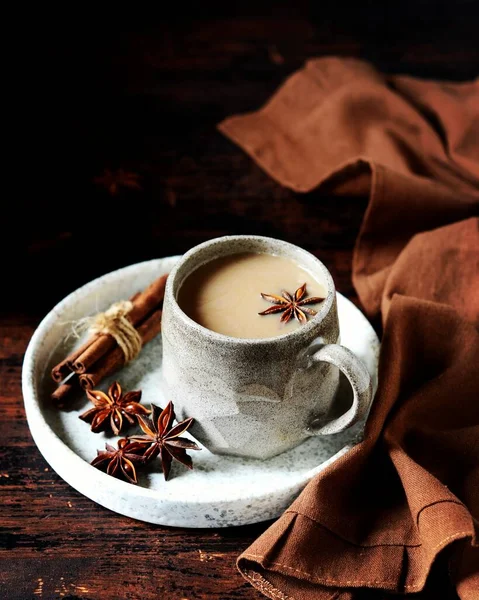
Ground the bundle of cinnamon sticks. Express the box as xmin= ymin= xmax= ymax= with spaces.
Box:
xmin=51 ymin=274 xmax=168 ymax=405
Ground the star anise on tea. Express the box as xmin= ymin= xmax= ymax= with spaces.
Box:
xmin=130 ymin=402 xmax=200 ymax=480
xmin=79 ymin=381 xmax=150 ymax=435
xmin=259 ymin=283 xmax=325 ymax=325
xmin=91 ymin=438 xmax=146 ymax=485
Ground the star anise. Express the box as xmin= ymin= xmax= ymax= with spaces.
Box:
xmin=91 ymin=438 xmax=146 ymax=485
xmin=259 ymin=283 xmax=325 ymax=325
xmin=130 ymin=402 xmax=200 ymax=480
xmin=79 ymin=381 xmax=150 ymax=435
xmin=93 ymin=168 xmax=142 ymax=195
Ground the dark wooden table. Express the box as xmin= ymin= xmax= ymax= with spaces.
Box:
xmin=2 ymin=6 xmax=478 ymax=599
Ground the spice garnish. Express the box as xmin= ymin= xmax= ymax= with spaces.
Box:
xmin=91 ymin=438 xmax=146 ymax=485
xmin=93 ymin=168 xmax=142 ymax=196
xmin=130 ymin=402 xmax=201 ymax=480
xmin=259 ymin=283 xmax=325 ymax=324
xmin=79 ymin=381 xmax=150 ymax=435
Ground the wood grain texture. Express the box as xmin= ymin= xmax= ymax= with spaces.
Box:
xmin=1 ymin=6 xmax=477 ymax=599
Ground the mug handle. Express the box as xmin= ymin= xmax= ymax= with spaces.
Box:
xmin=304 ymin=342 xmax=373 ymax=436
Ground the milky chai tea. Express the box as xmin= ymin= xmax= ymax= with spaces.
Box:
xmin=177 ymin=252 xmax=327 ymax=338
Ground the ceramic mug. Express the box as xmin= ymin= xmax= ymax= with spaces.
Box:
xmin=161 ymin=235 xmax=372 ymax=459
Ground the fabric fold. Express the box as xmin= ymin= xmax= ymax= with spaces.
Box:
xmin=219 ymin=58 xmax=479 ymax=319
xmin=238 ymin=297 xmax=479 ymax=598
xmin=220 ymin=58 xmax=479 ymax=599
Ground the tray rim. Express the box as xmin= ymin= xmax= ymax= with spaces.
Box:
xmin=22 ymin=257 xmax=379 ymax=526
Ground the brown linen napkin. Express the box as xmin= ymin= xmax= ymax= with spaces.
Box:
xmin=219 ymin=58 xmax=479 ymax=599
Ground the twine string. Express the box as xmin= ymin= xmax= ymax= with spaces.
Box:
xmin=73 ymin=300 xmax=142 ymax=363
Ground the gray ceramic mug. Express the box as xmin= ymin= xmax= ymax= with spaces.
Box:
xmin=161 ymin=235 xmax=372 ymax=459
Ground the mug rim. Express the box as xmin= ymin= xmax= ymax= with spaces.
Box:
xmin=165 ymin=235 xmax=336 ymax=346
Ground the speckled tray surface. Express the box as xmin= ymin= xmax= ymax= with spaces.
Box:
xmin=22 ymin=257 xmax=379 ymax=528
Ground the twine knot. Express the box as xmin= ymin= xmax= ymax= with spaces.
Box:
xmin=80 ymin=300 xmax=142 ymax=363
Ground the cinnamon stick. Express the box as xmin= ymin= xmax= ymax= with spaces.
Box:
xmin=79 ymin=308 xmax=163 ymax=390
xmin=51 ymin=377 xmax=79 ymax=406
xmin=72 ymin=275 xmax=167 ymax=374
xmin=50 ymin=291 xmax=143 ymax=383
xmin=51 ymin=336 xmax=99 ymax=383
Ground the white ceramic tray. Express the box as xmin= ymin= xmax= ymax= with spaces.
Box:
xmin=22 ymin=257 xmax=379 ymax=528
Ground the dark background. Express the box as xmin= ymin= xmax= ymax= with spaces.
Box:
xmin=2 ymin=3 xmax=478 ymax=599
xmin=4 ymin=1 xmax=479 ymax=314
